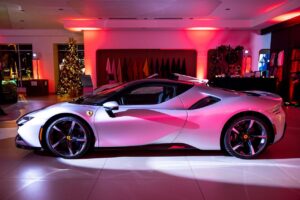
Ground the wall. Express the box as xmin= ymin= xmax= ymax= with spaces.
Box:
xmin=0 ymin=29 xmax=83 ymax=93
xmin=0 ymin=29 xmax=271 ymax=93
xmin=270 ymin=23 xmax=300 ymax=99
xmin=84 ymin=30 xmax=257 ymax=88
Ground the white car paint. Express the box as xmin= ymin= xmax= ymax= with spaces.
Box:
xmin=16 ymin=79 xmax=285 ymax=153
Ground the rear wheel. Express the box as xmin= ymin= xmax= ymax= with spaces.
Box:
xmin=224 ymin=116 xmax=270 ymax=159
xmin=45 ymin=116 xmax=92 ymax=159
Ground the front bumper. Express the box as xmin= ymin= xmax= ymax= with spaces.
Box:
xmin=15 ymin=134 xmax=41 ymax=150
xmin=277 ymin=122 xmax=287 ymax=143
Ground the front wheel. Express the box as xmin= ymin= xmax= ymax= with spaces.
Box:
xmin=45 ymin=116 xmax=92 ymax=159
xmin=223 ymin=116 xmax=270 ymax=159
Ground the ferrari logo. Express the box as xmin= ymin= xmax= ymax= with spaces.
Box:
xmin=86 ymin=110 xmax=93 ymax=117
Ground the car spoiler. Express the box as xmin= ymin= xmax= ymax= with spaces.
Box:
xmin=243 ymin=90 xmax=283 ymax=102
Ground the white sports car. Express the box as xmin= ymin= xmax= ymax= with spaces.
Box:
xmin=16 ymin=78 xmax=286 ymax=159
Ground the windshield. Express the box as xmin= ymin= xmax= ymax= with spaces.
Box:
xmin=99 ymin=83 xmax=125 ymax=95
xmin=71 ymin=83 xmax=126 ymax=105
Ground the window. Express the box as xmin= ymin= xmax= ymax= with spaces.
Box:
xmin=258 ymin=49 xmax=270 ymax=72
xmin=0 ymin=44 xmax=33 ymax=81
xmin=130 ymin=86 xmax=163 ymax=95
xmin=71 ymin=83 xmax=126 ymax=105
xmin=117 ymin=85 xmax=175 ymax=105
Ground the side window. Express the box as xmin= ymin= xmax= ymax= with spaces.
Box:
xmin=130 ymin=86 xmax=162 ymax=95
xmin=118 ymin=85 xmax=175 ymax=105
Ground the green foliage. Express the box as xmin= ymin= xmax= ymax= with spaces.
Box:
xmin=2 ymin=80 xmax=17 ymax=103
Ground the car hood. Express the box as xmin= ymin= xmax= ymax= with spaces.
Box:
xmin=24 ymin=102 xmax=99 ymax=120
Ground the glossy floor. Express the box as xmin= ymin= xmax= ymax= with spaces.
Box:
xmin=0 ymin=96 xmax=300 ymax=200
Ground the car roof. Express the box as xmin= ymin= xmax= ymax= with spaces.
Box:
xmin=126 ymin=78 xmax=195 ymax=86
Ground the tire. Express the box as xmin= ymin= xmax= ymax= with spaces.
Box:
xmin=45 ymin=116 xmax=92 ymax=159
xmin=223 ymin=116 xmax=270 ymax=159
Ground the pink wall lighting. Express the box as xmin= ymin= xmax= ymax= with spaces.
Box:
xmin=84 ymin=30 xmax=252 ymax=87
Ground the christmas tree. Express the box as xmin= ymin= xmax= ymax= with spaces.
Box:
xmin=57 ymin=38 xmax=83 ymax=97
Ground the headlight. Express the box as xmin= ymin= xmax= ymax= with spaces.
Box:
xmin=17 ymin=116 xmax=34 ymax=126
xmin=16 ymin=107 xmax=46 ymax=126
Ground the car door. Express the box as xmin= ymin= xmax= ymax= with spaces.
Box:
xmin=94 ymin=83 xmax=188 ymax=147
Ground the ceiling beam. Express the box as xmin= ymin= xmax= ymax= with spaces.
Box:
xmin=63 ymin=18 xmax=253 ymax=31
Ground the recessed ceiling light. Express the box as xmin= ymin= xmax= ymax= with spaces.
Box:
xmin=58 ymin=8 xmax=64 ymax=11
xmin=225 ymin=8 xmax=231 ymax=11
xmin=20 ymin=20 xmax=24 ymax=22
xmin=20 ymin=9 xmax=25 ymax=12
xmin=187 ymin=27 xmax=218 ymax=30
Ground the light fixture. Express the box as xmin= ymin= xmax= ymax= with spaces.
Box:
xmin=187 ymin=27 xmax=218 ymax=30
xmin=272 ymin=11 xmax=300 ymax=22
xmin=67 ymin=27 xmax=101 ymax=32
xmin=32 ymin=53 xmax=40 ymax=60
xmin=18 ymin=6 xmax=25 ymax=12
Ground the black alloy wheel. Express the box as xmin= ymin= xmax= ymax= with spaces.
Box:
xmin=224 ymin=116 xmax=270 ymax=159
xmin=45 ymin=116 xmax=92 ymax=158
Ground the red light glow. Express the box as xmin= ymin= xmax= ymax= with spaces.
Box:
xmin=193 ymin=17 xmax=216 ymax=21
xmin=242 ymin=56 xmax=252 ymax=75
xmin=32 ymin=60 xmax=44 ymax=79
xmin=169 ymin=145 xmax=185 ymax=149
xmin=262 ymin=1 xmax=286 ymax=13
xmin=63 ymin=18 xmax=97 ymax=21
xmin=272 ymin=11 xmax=300 ymax=22
xmin=185 ymin=30 xmax=218 ymax=79
xmin=187 ymin=27 xmax=218 ymax=31
xmin=68 ymin=27 xmax=101 ymax=32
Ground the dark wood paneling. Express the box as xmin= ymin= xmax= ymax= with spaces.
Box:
xmin=270 ymin=23 xmax=300 ymax=100
xmin=21 ymin=79 xmax=49 ymax=96
xmin=96 ymin=49 xmax=197 ymax=87
xmin=209 ymin=78 xmax=277 ymax=93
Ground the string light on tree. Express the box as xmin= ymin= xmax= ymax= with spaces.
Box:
xmin=57 ymin=38 xmax=83 ymax=97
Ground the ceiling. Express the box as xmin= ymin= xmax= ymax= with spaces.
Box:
xmin=0 ymin=0 xmax=300 ymax=30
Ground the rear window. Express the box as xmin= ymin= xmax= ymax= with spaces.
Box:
xmin=176 ymin=83 xmax=193 ymax=96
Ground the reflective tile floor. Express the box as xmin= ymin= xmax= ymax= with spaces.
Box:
xmin=0 ymin=96 xmax=300 ymax=200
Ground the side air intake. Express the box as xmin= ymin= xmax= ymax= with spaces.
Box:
xmin=189 ymin=96 xmax=220 ymax=110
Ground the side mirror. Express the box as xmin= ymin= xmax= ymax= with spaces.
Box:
xmin=103 ymin=101 xmax=119 ymax=117
xmin=103 ymin=101 xmax=119 ymax=111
